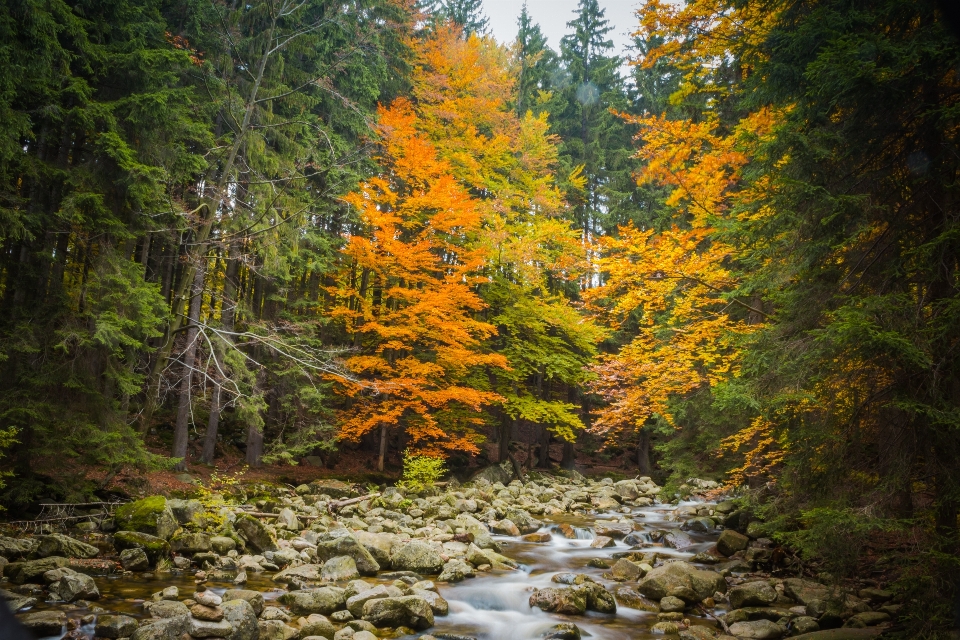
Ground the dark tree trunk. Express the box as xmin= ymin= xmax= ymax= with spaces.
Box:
xmin=637 ymin=428 xmax=652 ymax=476
xmin=172 ymin=262 xmax=206 ymax=470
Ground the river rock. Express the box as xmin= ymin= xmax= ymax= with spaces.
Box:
xmin=146 ymin=600 xmax=191 ymax=619
xmin=46 ymin=567 xmax=99 ymax=601
xmin=222 ymin=598 xmax=259 ymax=640
xmin=167 ymin=498 xmax=204 ymax=525
xmin=590 ymin=535 xmax=616 ymax=548
xmin=4 ymin=556 xmax=70 ymax=583
xmin=728 ymin=619 xmax=787 ymax=639
xmin=322 ymin=555 xmax=360 ymax=581
xmin=730 ymin=581 xmax=779 ymax=609
xmin=346 ymin=584 xmax=398 ymax=617
xmin=471 ymin=461 xmax=514 ymax=485
xmin=636 ymin=561 xmax=726 ymax=602
xmin=611 ymin=585 xmax=660 ymax=612
xmin=114 ymin=531 xmax=171 ymax=563
xmin=310 ymin=479 xmax=358 ymax=499
xmin=794 ymin=616 xmax=820 ymax=634
xmin=607 ymin=558 xmax=643 ymax=581
xmin=17 ymin=610 xmax=67 ymax=636
xmin=95 ymin=614 xmax=139 ymax=638
xmin=223 ymin=589 xmax=265 ymax=616
xmin=391 ymin=540 xmax=443 ymax=574
xmin=273 ymin=562 xmax=323 ymax=584
xmin=614 ymin=480 xmax=640 ymax=500
xmin=131 ymin=615 xmax=189 ymax=640
xmin=211 ymin=536 xmax=238 ymax=554
xmin=0 ymin=536 xmax=37 ymax=559
xmin=120 ymin=547 xmax=151 ymax=571
xmin=234 ymin=514 xmax=278 ymax=553
xmin=353 ymin=530 xmax=398 ymax=568
xmin=191 ymin=603 xmax=225 ymax=621
xmin=844 ymin=612 xmax=890 ymax=628
xmin=34 ymin=533 xmax=100 ymax=559
xmin=660 ymin=595 xmax=686 ymax=612
xmin=361 ymin=595 xmax=435 ymax=630
xmin=438 ymin=558 xmax=474 ymax=582
xmin=717 ymin=529 xmax=750 ymax=556
xmin=595 ymin=522 xmax=633 ymax=538
xmin=679 ymin=625 xmax=718 ymax=640
xmin=195 ymin=589 xmax=223 ymax=606
xmin=115 ymin=496 xmax=179 ymax=539
xmin=276 ymin=507 xmax=300 ymax=530
xmin=280 ymin=586 xmax=346 ymax=615
xmin=529 ymin=587 xmax=587 ymax=615
xmin=171 ymin=531 xmax=212 ymax=554
xmin=504 ymin=508 xmax=541 ymax=534
xmin=298 ymin=613 xmax=336 ymax=638
xmin=258 ymin=620 xmax=299 ymax=640
xmin=412 ymin=588 xmax=449 ymax=615
xmin=316 ymin=534 xmax=380 ymax=575
xmin=188 ymin=618 xmax=234 ymax=638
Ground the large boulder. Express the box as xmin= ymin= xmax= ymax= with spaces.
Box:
xmin=504 ymin=508 xmax=541 ymax=534
xmin=234 ymin=514 xmax=278 ymax=553
xmin=0 ymin=536 xmax=37 ymax=560
xmin=636 ymin=561 xmax=726 ymax=602
xmin=717 ymin=529 xmax=750 ymax=556
xmin=167 ymin=499 xmax=204 ymax=525
xmin=170 ymin=531 xmax=212 ymax=555
xmin=45 ymin=567 xmax=100 ymax=602
xmin=4 ymin=556 xmax=70 ymax=584
xmin=346 ymin=584 xmax=401 ymax=617
xmin=390 ymin=540 xmax=443 ymax=574
xmin=17 ymin=610 xmax=66 ymax=636
xmin=730 ymin=581 xmax=779 ymax=609
xmin=34 ymin=533 xmax=99 ymax=559
xmin=361 ymin=595 xmax=435 ymax=630
xmin=471 ymin=461 xmax=514 ymax=485
xmin=188 ymin=618 xmax=234 ymax=638
xmin=222 ymin=599 xmax=259 ymax=640
xmin=310 ymin=479 xmax=358 ymax=499
xmin=279 ymin=587 xmax=346 ymax=615
xmin=257 ymin=620 xmax=298 ymax=640
xmin=353 ymin=530 xmax=398 ymax=568
xmin=114 ymin=497 xmax=178 ymax=539
xmin=316 ymin=534 xmax=380 ymax=575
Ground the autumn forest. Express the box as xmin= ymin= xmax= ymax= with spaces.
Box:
xmin=2 ymin=0 xmax=960 ymax=632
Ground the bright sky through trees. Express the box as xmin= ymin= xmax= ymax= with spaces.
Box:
xmin=484 ymin=0 xmax=639 ymax=55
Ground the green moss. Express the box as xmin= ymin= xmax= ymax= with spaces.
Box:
xmin=114 ymin=496 xmax=177 ymax=538
xmin=113 ymin=530 xmax=171 ymax=562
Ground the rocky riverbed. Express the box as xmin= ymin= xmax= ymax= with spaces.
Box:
xmin=0 ymin=469 xmax=896 ymax=640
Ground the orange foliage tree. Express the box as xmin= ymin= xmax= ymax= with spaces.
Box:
xmin=331 ymin=98 xmax=507 ymax=467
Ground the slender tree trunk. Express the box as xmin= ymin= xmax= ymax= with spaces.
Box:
xmin=378 ymin=423 xmax=387 ymax=472
xmin=637 ymin=427 xmax=652 ymax=476
xmin=498 ymin=417 xmax=513 ymax=464
xmin=202 ymin=255 xmax=238 ymax=464
xmin=538 ymin=425 xmax=551 ymax=468
xmin=246 ymin=421 xmax=263 ymax=467
xmin=172 ymin=262 xmax=206 ymax=470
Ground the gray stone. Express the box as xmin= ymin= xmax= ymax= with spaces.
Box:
xmin=188 ymin=618 xmax=234 ymax=638
xmin=299 ymin=613 xmax=336 ymax=638
xmin=353 ymin=530 xmax=398 ymax=568
xmin=322 ymin=556 xmax=360 ymax=582
xmin=4 ymin=556 xmax=70 ymax=584
xmin=120 ymin=547 xmax=151 ymax=571
xmin=34 ymin=533 xmax=100 ymax=559
xmin=361 ymin=595 xmax=435 ymax=630
xmin=273 ymin=562 xmax=323 ymax=584
xmin=131 ymin=615 xmax=189 ymax=640
xmin=412 ymin=588 xmax=449 ymax=615
xmin=0 ymin=536 xmax=37 ymax=560
xmin=607 ymin=558 xmax=643 ymax=581
xmin=17 ymin=610 xmax=66 ymax=636
xmin=258 ymin=620 xmax=299 ymax=640
xmin=223 ymin=589 xmax=265 ymax=616
xmin=471 ymin=461 xmax=514 ymax=485
xmin=844 ymin=612 xmax=890 ymax=628
xmin=729 ymin=581 xmax=778 ymax=609
xmin=679 ymin=626 xmax=717 ymax=640
xmin=114 ymin=496 xmax=179 ymax=540
xmin=390 ymin=540 xmax=443 ymax=574
xmin=221 ymin=599 xmax=259 ymax=640
xmin=316 ymin=534 xmax=380 ymax=576
xmin=636 ymin=561 xmax=727 ymax=602
xmin=234 ymin=514 xmax=279 ymax=553
xmin=113 ymin=530 xmax=171 ymax=563
xmin=717 ymin=529 xmax=750 ymax=556
xmin=660 ymin=596 xmax=686 ymax=612
xmin=95 ymin=614 xmax=139 ymax=638
xmin=171 ymin=531 xmax=212 ymax=554
xmin=279 ymin=586 xmax=346 ymax=615
xmin=146 ymin=599 xmax=191 ymax=619
xmin=793 ymin=616 xmax=820 ymax=634
xmin=346 ymin=584 xmax=394 ymax=617
xmin=529 ymin=587 xmax=587 ymax=615
xmin=276 ymin=508 xmax=300 ymax=530
xmin=211 ymin=536 xmax=238 ymax=554
xmin=46 ymin=567 xmax=100 ymax=601
xmin=727 ymin=619 xmax=786 ymax=639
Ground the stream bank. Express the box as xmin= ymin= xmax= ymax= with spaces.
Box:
xmin=1 ymin=471 xmax=896 ymax=640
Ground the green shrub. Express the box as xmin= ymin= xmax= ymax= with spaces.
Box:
xmin=399 ymin=450 xmax=446 ymax=492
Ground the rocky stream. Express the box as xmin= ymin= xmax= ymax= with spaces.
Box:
xmin=0 ymin=467 xmax=896 ymax=640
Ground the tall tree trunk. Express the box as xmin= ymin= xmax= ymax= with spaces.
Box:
xmin=498 ymin=416 xmax=513 ymax=464
xmin=537 ymin=425 xmax=551 ymax=468
xmin=378 ymin=423 xmax=387 ymax=472
xmin=246 ymin=421 xmax=263 ymax=467
xmin=172 ymin=261 xmax=206 ymax=470
xmin=637 ymin=427 xmax=652 ymax=476
xmin=202 ymin=255 xmax=239 ymax=464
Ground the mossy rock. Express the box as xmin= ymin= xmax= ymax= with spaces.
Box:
xmin=113 ymin=531 xmax=171 ymax=563
xmin=114 ymin=496 xmax=179 ymax=539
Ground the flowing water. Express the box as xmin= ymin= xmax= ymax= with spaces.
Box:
xmin=31 ymin=500 xmax=725 ymax=640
